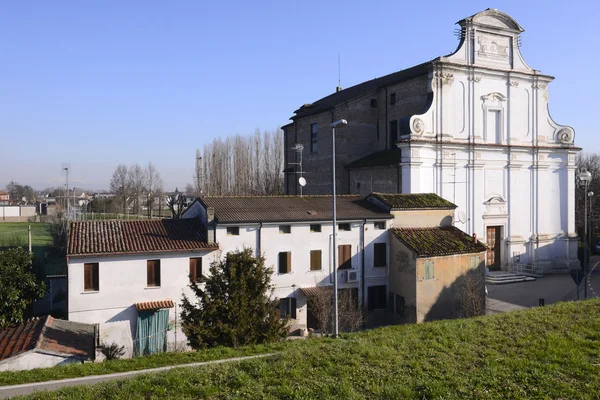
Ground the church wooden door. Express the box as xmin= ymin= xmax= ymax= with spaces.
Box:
xmin=486 ymin=226 xmax=501 ymax=270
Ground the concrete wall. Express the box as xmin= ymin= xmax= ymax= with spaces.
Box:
xmin=0 ymin=205 xmax=37 ymax=222
xmin=389 ymin=233 xmax=417 ymax=323
xmin=68 ymin=250 xmax=216 ymax=357
xmin=0 ymin=351 xmax=83 ymax=372
xmin=389 ymin=209 xmax=454 ymax=228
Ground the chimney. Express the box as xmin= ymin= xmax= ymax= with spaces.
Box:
xmin=336 ymin=86 xmax=342 ymax=92
xmin=472 ymin=233 xmax=477 ymax=244
xmin=206 ymin=207 xmax=215 ymax=243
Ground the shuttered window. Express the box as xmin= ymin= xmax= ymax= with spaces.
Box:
xmin=338 ymin=245 xmax=352 ymax=269
xmin=278 ymin=252 xmax=291 ymax=274
xmin=368 ymin=285 xmax=387 ymax=310
xmin=84 ymin=263 xmax=99 ymax=292
xmin=424 ymin=260 xmax=434 ymax=280
xmin=310 ymin=250 xmax=322 ymax=271
xmin=147 ymin=260 xmax=161 ymax=287
xmin=374 ymin=243 xmax=387 ymax=267
xmin=189 ymin=257 xmax=202 ymax=283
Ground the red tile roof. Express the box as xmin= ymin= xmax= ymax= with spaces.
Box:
xmin=135 ymin=299 xmax=175 ymax=311
xmin=391 ymin=227 xmax=487 ymax=257
xmin=68 ymin=219 xmax=218 ymax=257
xmin=0 ymin=316 xmax=95 ymax=362
xmin=194 ymin=195 xmax=392 ymax=223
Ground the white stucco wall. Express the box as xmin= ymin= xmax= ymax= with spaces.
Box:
xmin=0 ymin=351 xmax=82 ymax=372
xmin=68 ymin=250 xmax=217 ymax=357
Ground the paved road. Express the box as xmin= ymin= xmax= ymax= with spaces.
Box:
xmin=487 ymin=260 xmax=600 ymax=314
xmin=0 ymin=353 xmax=276 ymax=399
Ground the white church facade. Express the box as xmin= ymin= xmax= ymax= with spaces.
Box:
xmin=282 ymin=9 xmax=579 ymax=273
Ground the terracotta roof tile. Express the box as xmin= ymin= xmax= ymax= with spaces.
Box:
xmin=68 ymin=219 xmax=218 ymax=256
xmin=0 ymin=316 xmax=95 ymax=362
xmin=391 ymin=226 xmax=487 ymax=257
xmin=196 ymin=195 xmax=392 ymax=224
xmin=368 ymin=193 xmax=457 ymax=210
xmin=135 ymin=299 xmax=175 ymax=311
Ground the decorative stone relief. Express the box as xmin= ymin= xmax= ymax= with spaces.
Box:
xmin=509 ymin=80 xmax=519 ymax=87
xmin=557 ymin=128 xmax=574 ymax=144
xmin=531 ymin=83 xmax=547 ymax=89
xmin=569 ymin=154 xmax=575 ymax=163
xmin=484 ymin=196 xmax=507 ymax=216
xmin=434 ymin=71 xmax=454 ymax=85
xmin=481 ymin=92 xmax=507 ymax=103
xmin=412 ymin=118 xmax=425 ymax=135
xmin=477 ymin=33 xmax=509 ymax=58
xmin=411 ymin=149 xmax=420 ymax=157
xmin=468 ymin=76 xmax=482 ymax=83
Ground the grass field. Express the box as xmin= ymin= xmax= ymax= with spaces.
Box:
xmin=5 ymin=299 xmax=600 ymax=399
xmin=0 ymin=222 xmax=52 ymax=248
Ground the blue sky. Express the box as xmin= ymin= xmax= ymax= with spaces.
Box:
xmin=1 ymin=1 xmax=598 ymax=191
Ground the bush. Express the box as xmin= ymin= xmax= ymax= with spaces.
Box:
xmin=98 ymin=342 xmax=126 ymax=360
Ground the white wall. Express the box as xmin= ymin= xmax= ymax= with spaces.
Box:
xmin=0 ymin=351 xmax=82 ymax=372
xmin=68 ymin=250 xmax=217 ymax=356
xmin=214 ymin=219 xmax=391 ymax=329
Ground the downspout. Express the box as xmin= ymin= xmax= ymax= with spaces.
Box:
xmin=257 ymin=222 xmax=263 ymax=255
xmin=361 ymin=219 xmax=366 ymax=314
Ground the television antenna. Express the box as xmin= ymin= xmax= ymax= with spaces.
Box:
xmin=61 ymin=163 xmax=70 ymax=219
xmin=290 ymin=144 xmax=306 ymax=196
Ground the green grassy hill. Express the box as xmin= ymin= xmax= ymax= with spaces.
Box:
xmin=6 ymin=299 xmax=600 ymax=399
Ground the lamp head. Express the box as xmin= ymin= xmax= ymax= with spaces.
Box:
xmin=579 ymin=168 xmax=592 ymax=182
xmin=331 ymin=119 xmax=348 ymax=128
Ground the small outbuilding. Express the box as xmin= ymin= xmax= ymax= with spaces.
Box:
xmin=389 ymin=226 xmax=488 ymax=323
xmin=0 ymin=316 xmax=96 ymax=371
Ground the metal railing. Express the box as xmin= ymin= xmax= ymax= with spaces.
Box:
xmin=509 ymin=262 xmax=544 ymax=278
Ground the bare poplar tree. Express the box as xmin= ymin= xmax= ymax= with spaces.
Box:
xmin=127 ymin=163 xmax=147 ymax=216
xmin=109 ymin=164 xmax=129 ymax=214
xmin=145 ymin=163 xmax=163 ymax=219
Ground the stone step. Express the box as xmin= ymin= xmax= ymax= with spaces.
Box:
xmin=486 ymin=274 xmax=536 ymax=285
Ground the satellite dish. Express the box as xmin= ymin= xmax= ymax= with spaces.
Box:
xmin=299 ymin=177 xmax=307 ymax=187
xmin=457 ymin=210 xmax=467 ymax=224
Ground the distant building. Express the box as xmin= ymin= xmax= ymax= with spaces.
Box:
xmin=281 ymin=9 xmax=579 ymax=274
xmin=0 ymin=191 xmax=9 ymax=205
xmin=0 ymin=316 xmax=96 ymax=371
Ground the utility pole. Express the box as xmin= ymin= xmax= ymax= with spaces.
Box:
xmin=28 ymin=225 xmax=32 ymax=254
xmin=63 ymin=166 xmax=69 ymax=219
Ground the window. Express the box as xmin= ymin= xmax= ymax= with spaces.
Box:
xmin=310 ymin=224 xmax=321 ymax=233
xmin=338 ymin=223 xmax=351 ymax=231
xmin=487 ymin=110 xmax=501 ymax=143
xmin=279 ymin=297 xmax=297 ymax=319
xmin=374 ymin=221 xmax=385 ymax=230
xmin=368 ymin=285 xmax=387 ymax=310
xmin=374 ymin=243 xmax=387 ymax=267
xmin=147 ymin=260 xmax=161 ymax=287
xmin=389 ymin=120 xmax=398 ymax=148
xmin=424 ymin=260 xmax=434 ymax=280
xmin=227 ymin=226 xmax=240 ymax=236
xmin=278 ymin=251 xmax=291 ymax=274
xmin=338 ymin=244 xmax=352 ymax=270
xmin=395 ymin=294 xmax=405 ymax=317
xmin=279 ymin=225 xmax=291 ymax=234
xmin=370 ymin=98 xmax=378 ymax=108
xmin=311 ymin=123 xmax=318 ymax=153
xmin=189 ymin=257 xmax=202 ymax=283
xmin=84 ymin=263 xmax=99 ymax=292
xmin=310 ymin=250 xmax=322 ymax=271
xmin=389 ymin=92 xmax=396 ymax=105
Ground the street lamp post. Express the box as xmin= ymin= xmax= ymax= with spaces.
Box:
xmin=579 ymin=168 xmax=592 ymax=300
xmin=331 ymin=119 xmax=347 ymax=338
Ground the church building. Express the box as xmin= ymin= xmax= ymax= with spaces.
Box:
xmin=281 ymin=9 xmax=580 ymax=273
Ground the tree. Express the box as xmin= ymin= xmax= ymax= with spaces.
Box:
xmin=0 ymin=248 xmax=47 ymax=329
xmin=576 ymin=152 xmax=600 ymax=239
xmin=166 ymin=188 xmax=186 ymax=219
xmin=6 ymin=181 xmax=35 ymax=203
xmin=110 ymin=164 xmax=130 ymax=214
xmin=145 ymin=163 xmax=163 ymax=218
xmin=127 ymin=163 xmax=147 ymax=216
xmin=180 ymin=248 xmax=288 ymax=349
xmin=305 ymin=287 xmax=363 ymax=334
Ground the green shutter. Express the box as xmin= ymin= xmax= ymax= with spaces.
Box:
xmin=424 ymin=260 xmax=434 ymax=280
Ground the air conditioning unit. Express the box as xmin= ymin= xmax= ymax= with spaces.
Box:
xmin=347 ymin=270 xmax=359 ymax=283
